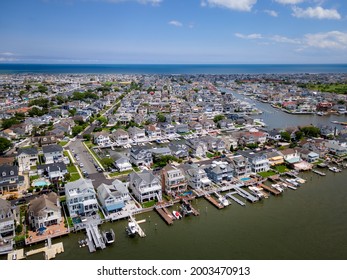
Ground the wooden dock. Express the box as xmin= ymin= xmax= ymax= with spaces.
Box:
xmin=22 ymin=239 xmax=64 ymax=260
xmin=258 ymin=183 xmax=281 ymax=196
xmin=312 ymin=169 xmax=326 ymax=176
xmin=204 ymin=194 xmax=224 ymax=209
xmin=155 ymin=207 xmax=174 ymax=225
xmin=234 ymin=187 xmax=259 ymax=203
xmin=225 ymin=193 xmax=246 ymax=206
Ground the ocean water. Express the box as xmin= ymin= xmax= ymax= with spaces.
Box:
xmin=0 ymin=64 xmax=347 ymax=74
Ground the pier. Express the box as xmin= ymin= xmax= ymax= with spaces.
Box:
xmin=225 ymin=192 xmax=246 ymax=206
xmin=234 ymin=187 xmax=259 ymax=203
xmin=312 ymin=169 xmax=326 ymax=176
xmin=204 ymin=194 xmax=224 ymax=209
xmin=155 ymin=207 xmax=174 ymax=225
xmin=85 ymin=224 xmax=106 ymax=252
xmin=258 ymin=183 xmax=281 ymax=196
xmin=129 ymin=215 xmax=147 ymax=237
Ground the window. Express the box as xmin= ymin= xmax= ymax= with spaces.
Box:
xmin=2 ymin=172 xmax=6 ymax=177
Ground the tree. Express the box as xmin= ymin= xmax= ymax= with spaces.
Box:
xmin=1 ymin=118 xmax=20 ymax=129
xmin=295 ymin=130 xmax=304 ymax=141
xmin=83 ymin=134 xmax=91 ymax=141
xmin=157 ymin=113 xmax=166 ymax=123
xmin=300 ymin=126 xmax=320 ymax=138
xmin=213 ymin=114 xmax=225 ymax=123
xmin=0 ymin=137 xmax=12 ymax=154
xmin=280 ymin=131 xmax=291 ymax=142
xmin=72 ymin=125 xmax=83 ymax=136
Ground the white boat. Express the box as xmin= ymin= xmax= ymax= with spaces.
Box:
xmin=126 ymin=222 xmax=137 ymax=237
xmin=218 ymin=196 xmax=230 ymax=207
xmin=248 ymin=186 xmax=264 ymax=198
xmin=271 ymin=184 xmax=284 ymax=193
xmin=328 ymin=166 xmax=341 ymax=173
xmin=172 ymin=210 xmax=182 ymax=219
xmin=102 ymin=229 xmax=115 ymax=244
xmin=286 ymin=178 xmax=299 ymax=187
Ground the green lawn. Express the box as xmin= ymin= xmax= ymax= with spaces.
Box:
xmin=272 ymin=165 xmax=288 ymax=173
xmin=141 ymin=200 xmax=157 ymax=208
xmin=109 ymin=169 xmax=133 ymax=177
xmin=59 ymin=141 xmax=68 ymax=147
xmin=206 ymin=152 xmax=214 ymax=158
xmin=29 ymin=175 xmax=40 ymax=181
xmin=67 ymin=165 xmax=78 ymax=173
xmin=69 ymin=172 xmax=80 ymax=182
xmin=258 ymin=170 xmax=277 ymax=178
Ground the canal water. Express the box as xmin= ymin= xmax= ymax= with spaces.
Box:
xmin=22 ymin=170 xmax=347 ymax=260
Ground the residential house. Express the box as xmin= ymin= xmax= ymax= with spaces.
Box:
xmin=265 ymin=150 xmax=284 ymax=166
xmin=204 ymin=161 xmax=233 ymax=183
xmin=217 ymin=119 xmax=234 ymax=129
xmin=0 ymin=198 xmax=17 ymax=254
xmin=201 ymin=135 xmax=226 ymax=153
xmin=128 ymin=127 xmax=147 ymax=143
xmin=186 ymin=138 xmax=208 ymax=157
xmin=111 ymin=129 xmax=130 ymax=146
xmin=267 ymin=129 xmax=282 ymax=141
xmin=42 ymin=144 xmax=64 ymax=164
xmin=0 ymin=165 xmax=23 ymax=194
xmin=161 ymin=164 xmax=187 ymax=195
xmin=27 ymin=193 xmax=62 ymax=230
xmin=175 ymin=124 xmax=189 ymax=134
xmin=129 ymin=147 xmax=153 ymax=167
xmin=145 ymin=124 xmax=162 ymax=140
xmin=188 ymin=121 xmax=203 ymax=134
xmin=237 ymin=150 xmax=270 ymax=173
xmin=325 ymin=140 xmax=347 ymax=156
xmin=280 ymin=149 xmax=301 ymax=165
xmin=16 ymin=147 xmax=38 ymax=172
xmin=150 ymin=147 xmax=172 ymax=159
xmin=169 ymin=143 xmax=189 ymax=159
xmin=65 ymin=179 xmax=99 ymax=217
xmin=129 ymin=170 xmax=162 ymax=203
xmin=31 ymin=135 xmax=59 ymax=147
xmin=113 ymin=155 xmax=132 ymax=172
xmin=93 ymin=131 xmax=112 ymax=147
xmin=200 ymin=119 xmax=216 ymax=131
xmin=180 ymin=163 xmax=211 ymax=189
xmin=97 ymin=180 xmax=130 ymax=214
xmin=228 ymin=155 xmax=252 ymax=178
xmin=37 ymin=162 xmax=68 ymax=181
xmin=297 ymin=148 xmax=320 ymax=163
xmin=159 ymin=123 xmax=176 ymax=139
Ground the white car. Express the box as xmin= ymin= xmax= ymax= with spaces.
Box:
xmin=79 ymin=162 xmax=84 ymax=167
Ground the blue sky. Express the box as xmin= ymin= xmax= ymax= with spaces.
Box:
xmin=0 ymin=0 xmax=346 ymax=64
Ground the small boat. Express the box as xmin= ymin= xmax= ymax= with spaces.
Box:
xmin=180 ymin=200 xmax=193 ymax=216
xmin=271 ymin=184 xmax=284 ymax=193
xmin=126 ymin=222 xmax=137 ymax=237
xmin=172 ymin=210 xmax=182 ymax=219
xmin=217 ymin=196 xmax=230 ymax=206
xmin=78 ymin=239 xmax=86 ymax=247
xmin=286 ymin=178 xmax=299 ymax=187
xmin=248 ymin=186 xmax=264 ymax=198
xmin=328 ymin=166 xmax=341 ymax=173
xmin=102 ymin=229 xmax=115 ymax=244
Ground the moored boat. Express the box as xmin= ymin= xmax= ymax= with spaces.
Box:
xmin=102 ymin=229 xmax=115 ymax=244
xmin=126 ymin=222 xmax=137 ymax=237
xmin=172 ymin=210 xmax=182 ymax=219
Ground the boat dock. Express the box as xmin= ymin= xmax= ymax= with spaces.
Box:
xmin=312 ymin=169 xmax=326 ymax=176
xmin=129 ymin=215 xmax=147 ymax=237
xmin=204 ymin=194 xmax=224 ymax=209
xmin=85 ymin=224 xmax=106 ymax=252
xmin=155 ymin=207 xmax=174 ymax=225
xmin=225 ymin=192 xmax=246 ymax=206
xmin=258 ymin=183 xmax=281 ymax=196
xmin=234 ymin=187 xmax=259 ymax=203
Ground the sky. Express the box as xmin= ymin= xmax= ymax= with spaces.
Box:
xmin=0 ymin=0 xmax=346 ymax=64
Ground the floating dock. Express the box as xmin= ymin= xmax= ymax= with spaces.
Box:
xmin=258 ymin=183 xmax=281 ymax=196
xmin=86 ymin=224 xmax=106 ymax=252
xmin=155 ymin=207 xmax=174 ymax=225
xmin=204 ymin=194 xmax=224 ymax=209
xmin=225 ymin=192 xmax=246 ymax=206
xmin=312 ymin=169 xmax=326 ymax=176
xmin=234 ymin=187 xmax=259 ymax=203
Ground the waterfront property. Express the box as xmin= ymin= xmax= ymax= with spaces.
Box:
xmin=204 ymin=161 xmax=233 ymax=183
xmin=180 ymin=163 xmax=212 ymax=190
xmin=65 ymin=179 xmax=99 ymax=218
xmin=129 ymin=170 xmax=162 ymax=203
xmin=0 ymin=198 xmax=17 ymax=254
xmin=160 ymin=164 xmax=188 ymax=195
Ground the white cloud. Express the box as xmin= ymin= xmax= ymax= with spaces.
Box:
xmin=235 ymin=33 xmax=263 ymax=39
xmin=168 ymin=20 xmax=183 ymax=27
xmin=0 ymin=52 xmax=15 ymax=56
xmin=292 ymin=6 xmax=341 ymax=20
xmin=203 ymin=0 xmax=257 ymax=12
xmin=264 ymin=9 xmax=278 ymax=17
xmin=275 ymin=0 xmax=304 ymax=4
xmin=270 ymin=35 xmax=301 ymax=44
xmin=304 ymin=31 xmax=347 ymax=49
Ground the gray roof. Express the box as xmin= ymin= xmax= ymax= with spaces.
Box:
xmin=65 ymin=178 xmax=95 ymax=194
xmin=42 ymin=144 xmax=63 ymax=154
xmin=37 ymin=162 xmax=67 ymax=172
xmin=130 ymin=170 xmax=158 ymax=186
xmin=17 ymin=147 xmax=38 ymax=156
xmin=97 ymin=180 xmax=128 ymax=200
xmin=28 ymin=193 xmax=59 ymax=216
xmin=0 ymin=198 xmax=11 ymax=213
xmin=0 ymin=165 xmax=18 ymax=178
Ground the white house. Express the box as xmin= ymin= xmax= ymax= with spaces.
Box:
xmin=0 ymin=198 xmax=17 ymax=254
xmin=128 ymin=127 xmax=147 ymax=143
xmin=16 ymin=147 xmax=38 ymax=172
xmin=93 ymin=131 xmax=112 ymax=146
xmin=97 ymin=180 xmax=130 ymax=214
xmin=65 ymin=179 xmax=99 ymax=217
xmin=42 ymin=144 xmax=64 ymax=164
xmin=129 ymin=170 xmax=162 ymax=203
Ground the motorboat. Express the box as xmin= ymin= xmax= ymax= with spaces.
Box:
xmin=126 ymin=222 xmax=137 ymax=237
xmin=248 ymin=186 xmax=264 ymax=198
xmin=180 ymin=200 xmax=193 ymax=216
xmin=271 ymin=184 xmax=284 ymax=193
xmin=218 ymin=196 xmax=230 ymax=207
xmin=102 ymin=229 xmax=115 ymax=244
xmin=172 ymin=210 xmax=182 ymax=219
xmin=328 ymin=166 xmax=341 ymax=173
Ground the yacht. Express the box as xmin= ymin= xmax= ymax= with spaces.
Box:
xmin=102 ymin=229 xmax=115 ymax=244
xmin=248 ymin=186 xmax=264 ymax=199
xmin=328 ymin=166 xmax=341 ymax=173
xmin=126 ymin=222 xmax=137 ymax=237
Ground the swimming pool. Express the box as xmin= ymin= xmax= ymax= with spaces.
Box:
xmin=240 ymin=177 xmax=251 ymax=182
xmin=32 ymin=179 xmax=50 ymax=187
